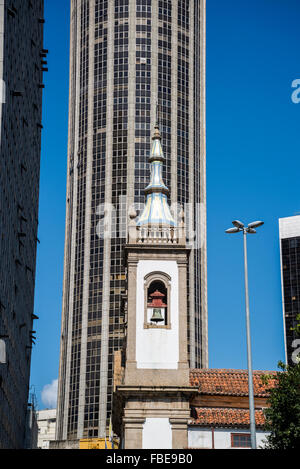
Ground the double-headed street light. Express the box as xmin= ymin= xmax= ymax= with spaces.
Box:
xmin=225 ymin=220 xmax=264 ymax=450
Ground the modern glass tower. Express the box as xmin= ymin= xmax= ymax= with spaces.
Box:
xmin=0 ymin=0 xmax=45 ymax=448
xmin=56 ymin=0 xmax=207 ymax=441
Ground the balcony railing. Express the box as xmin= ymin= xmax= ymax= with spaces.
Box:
xmin=128 ymin=224 xmax=186 ymax=246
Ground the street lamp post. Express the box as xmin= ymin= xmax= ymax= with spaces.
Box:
xmin=225 ymin=220 xmax=264 ymax=450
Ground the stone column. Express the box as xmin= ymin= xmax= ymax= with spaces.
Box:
xmin=188 ymin=0 xmax=196 ymax=370
xmin=171 ymin=0 xmax=178 ymax=208
xmin=124 ymin=256 xmax=138 ymax=382
xmin=126 ymin=0 xmax=136 ymax=223
xmin=170 ymin=418 xmax=189 ymax=449
xmin=99 ymin=0 xmax=115 ymax=437
xmin=177 ymin=256 xmax=189 ymax=377
xmin=151 ymin=0 xmax=158 ymax=129
xmin=123 ymin=417 xmax=145 ymax=449
xmin=77 ymin=0 xmax=95 ymax=439
xmin=60 ymin=0 xmax=82 ymax=440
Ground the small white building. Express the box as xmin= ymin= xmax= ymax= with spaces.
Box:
xmin=188 ymin=417 xmax=269 ymax=449
xmin=188 ymin=369 xmax=276 ymax=449
xmin=37 ymin=409 xmax=56 ymax=449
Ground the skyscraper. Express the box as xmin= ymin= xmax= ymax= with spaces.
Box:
xmin=56 ymin=0 xmax=207 ymax=442
xmin=0 ymin=0 xmax=45 ymax=448
xmin=279 ymin=215 xmax=300 ymax=366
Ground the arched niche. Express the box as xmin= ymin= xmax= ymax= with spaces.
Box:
xmin=143 ymin=272 xmax=171 ymax=329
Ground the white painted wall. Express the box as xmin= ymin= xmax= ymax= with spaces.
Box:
xmin=143 ymin=418 xmax=172 ymax=449
xmin=188 ymin=427 xmax=269 ymax=449
xmin=136 ymin=260 xmax=179 ymax=369
xmin=188 ymin=428 xmax=212 ymax=449
xmin=37 ymin=409 xmax=56 ymax=450
xmin=279 ymin=215 xmax=300 ymax=239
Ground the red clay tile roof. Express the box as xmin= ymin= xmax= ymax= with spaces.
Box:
xmin=189 ymin=407 xmax=266 ymax=429
xmin=190 ymin=369 xmax=277 ymax=397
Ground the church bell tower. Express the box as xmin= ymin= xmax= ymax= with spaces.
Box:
xmin=113 ymin=123 xmax=197 ymax=449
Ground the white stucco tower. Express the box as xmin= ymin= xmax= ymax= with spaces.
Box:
xmin=113 ymin=124 xmax=197 ymax=449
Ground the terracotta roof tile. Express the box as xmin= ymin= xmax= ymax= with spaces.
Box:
xmin=190 ymin=369 xmax=277 ymax=397
xmin=190 ymin=407 xmax=266 ymax=429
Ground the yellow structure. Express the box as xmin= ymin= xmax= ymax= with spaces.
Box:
xmin=79 ymin=438 xmax=119 ymax=450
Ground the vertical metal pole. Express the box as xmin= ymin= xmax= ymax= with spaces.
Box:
xmin=243 ymin=229 xmax=257 ymax=449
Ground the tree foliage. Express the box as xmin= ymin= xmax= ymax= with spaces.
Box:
xmin=290 ymin=313 xmax=300 ymax=336
xmin=263 ymin=361 xmax=300 ymax=449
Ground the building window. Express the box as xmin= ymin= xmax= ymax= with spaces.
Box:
xmin=143 ymin=272 xmax=171 ymax=329
xmin=231 ymin=433 xmax=251 ymax=448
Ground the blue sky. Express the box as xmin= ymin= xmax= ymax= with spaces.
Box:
xmin=30 ymin=0 xmax=300 ymax=409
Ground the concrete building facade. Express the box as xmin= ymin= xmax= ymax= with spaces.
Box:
xmin=0 ymin=0 xmax=45 ymax=448
xmin=56 ymin=0 xmax=207 ymax=442
xmin=37 ymin=409 xmax=56 ymax=449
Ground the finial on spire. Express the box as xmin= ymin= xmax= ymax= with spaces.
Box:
xmin=136 ymin=123 xmax=175 ymax=227
xmin=153 ymin=102 xmax=161 ymax=140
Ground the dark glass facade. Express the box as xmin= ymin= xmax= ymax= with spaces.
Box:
xmin=57 ymin=0 xmax=207 ymax=441
xmin=281 ymin=236 xmax=300 ymax=366
xmin=0 ymin=0 xmax=44 ymax=448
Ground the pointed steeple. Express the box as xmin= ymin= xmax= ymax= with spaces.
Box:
xmin=137 ymin=123 xmax=176 ymax=227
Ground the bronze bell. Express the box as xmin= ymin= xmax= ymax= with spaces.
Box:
xmin=151 ymin=308 xmax=164 ymax=323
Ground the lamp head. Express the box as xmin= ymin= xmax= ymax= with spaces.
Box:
xmin=225 ymin=227 xmax=241 ymax=234
xmin=247 ymin=221 xmax=264 ymax=229
xmin=232 ymin=220 xmax=244 ymax=229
